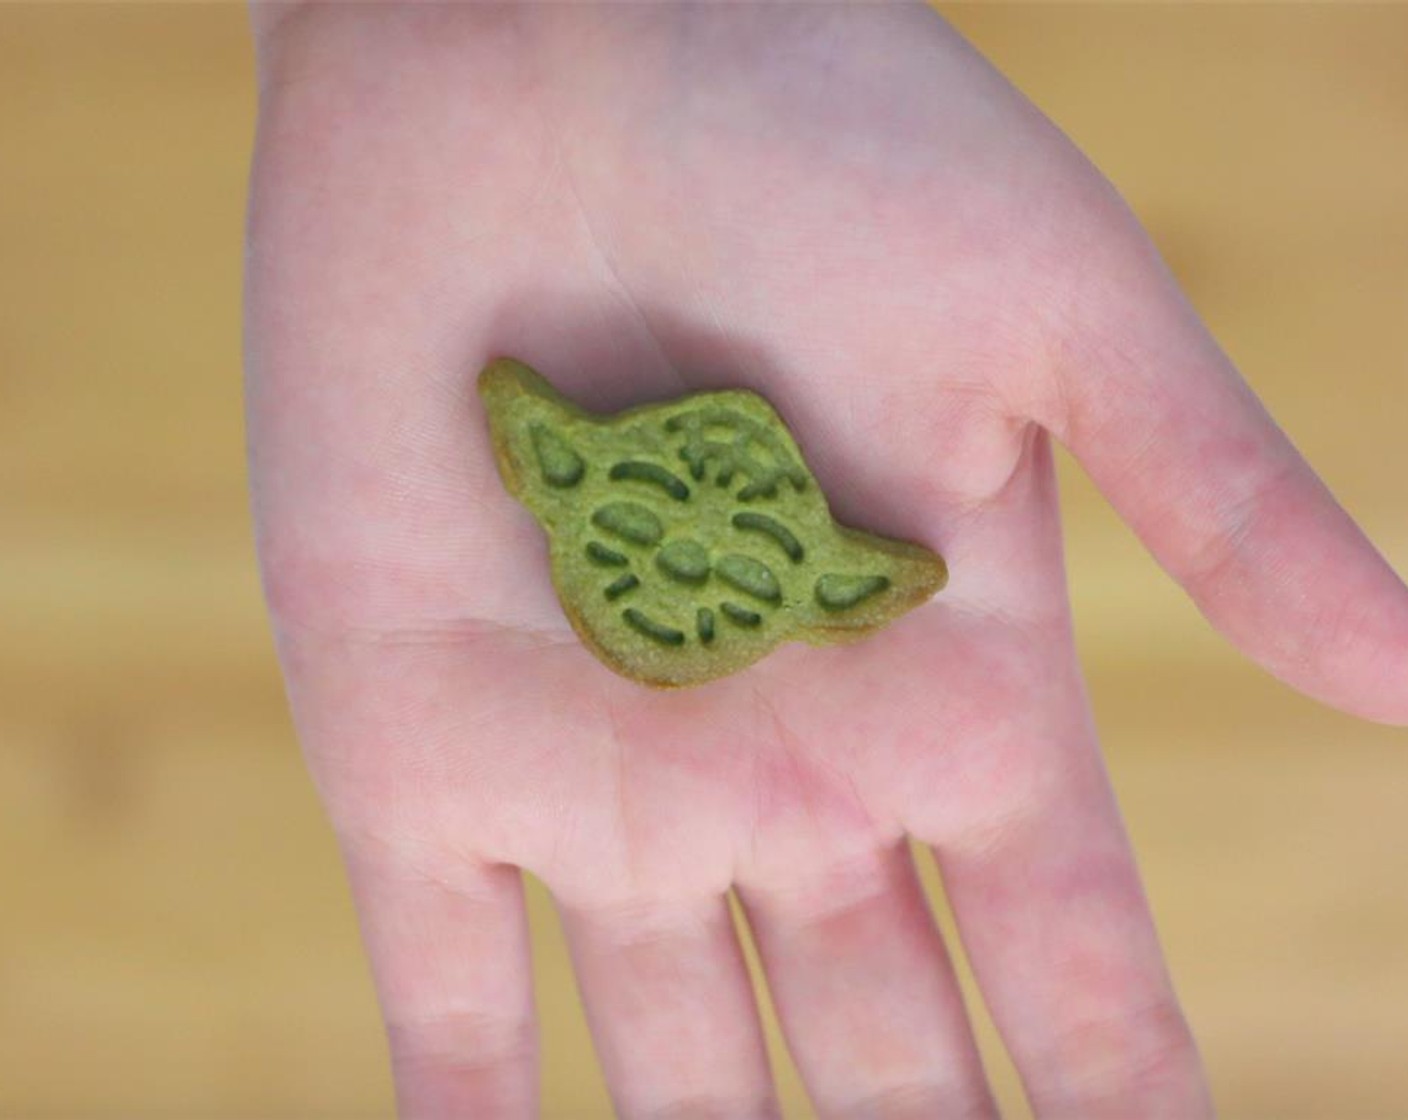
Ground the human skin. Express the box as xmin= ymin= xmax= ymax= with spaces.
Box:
xmin=243 ymin=4 xmax=1408 ymax=1117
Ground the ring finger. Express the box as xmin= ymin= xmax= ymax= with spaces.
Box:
xmin=738 ymin=841 xmax=996 ymax=1119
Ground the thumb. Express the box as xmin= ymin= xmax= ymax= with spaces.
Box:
xmin=1047 ymin=213 xmax=1408 ymax=724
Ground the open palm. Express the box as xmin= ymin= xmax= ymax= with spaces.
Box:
xmin=245 ymin=6 xmax=1408 ymax=1118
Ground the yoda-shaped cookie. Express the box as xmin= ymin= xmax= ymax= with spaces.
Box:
xmin=480 ymin=358 xmax=946 ymax=688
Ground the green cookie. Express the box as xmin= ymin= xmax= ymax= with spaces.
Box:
xmin=480 ymin=358 xmax=947 ymax=688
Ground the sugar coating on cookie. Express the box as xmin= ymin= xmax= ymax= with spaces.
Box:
xmin=479 ymin=358 xmax=947 ymax=688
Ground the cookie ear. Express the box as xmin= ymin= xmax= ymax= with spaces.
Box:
xmin=479 ymin=358 xmax=586 ymax=499
xmin=478 ymin=357 xmax=576 ymax=414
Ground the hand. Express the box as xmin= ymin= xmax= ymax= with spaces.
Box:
xmin=244 ymin=5 xmax=1408 ymax=1117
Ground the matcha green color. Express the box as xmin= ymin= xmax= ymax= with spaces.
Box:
xmin=479 ymin=358 xmax=947 ymax=688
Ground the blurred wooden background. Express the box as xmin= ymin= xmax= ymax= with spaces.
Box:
xmin=2 ymin=4 xmax=1406 ymax=1117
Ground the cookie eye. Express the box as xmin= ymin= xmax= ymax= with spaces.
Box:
xmin=715 ymin=554 xmax=782 ymax=604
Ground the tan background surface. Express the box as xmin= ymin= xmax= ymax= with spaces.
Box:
xmin=2 ymin=4 xmax=1406 ymax=1117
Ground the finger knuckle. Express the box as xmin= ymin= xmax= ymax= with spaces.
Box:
xmin=1037 ymin=995 xmax=1205 ymax=1113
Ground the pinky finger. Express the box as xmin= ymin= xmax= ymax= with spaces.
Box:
xmin=343 ymin=846 xmax=538 ymax=1119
